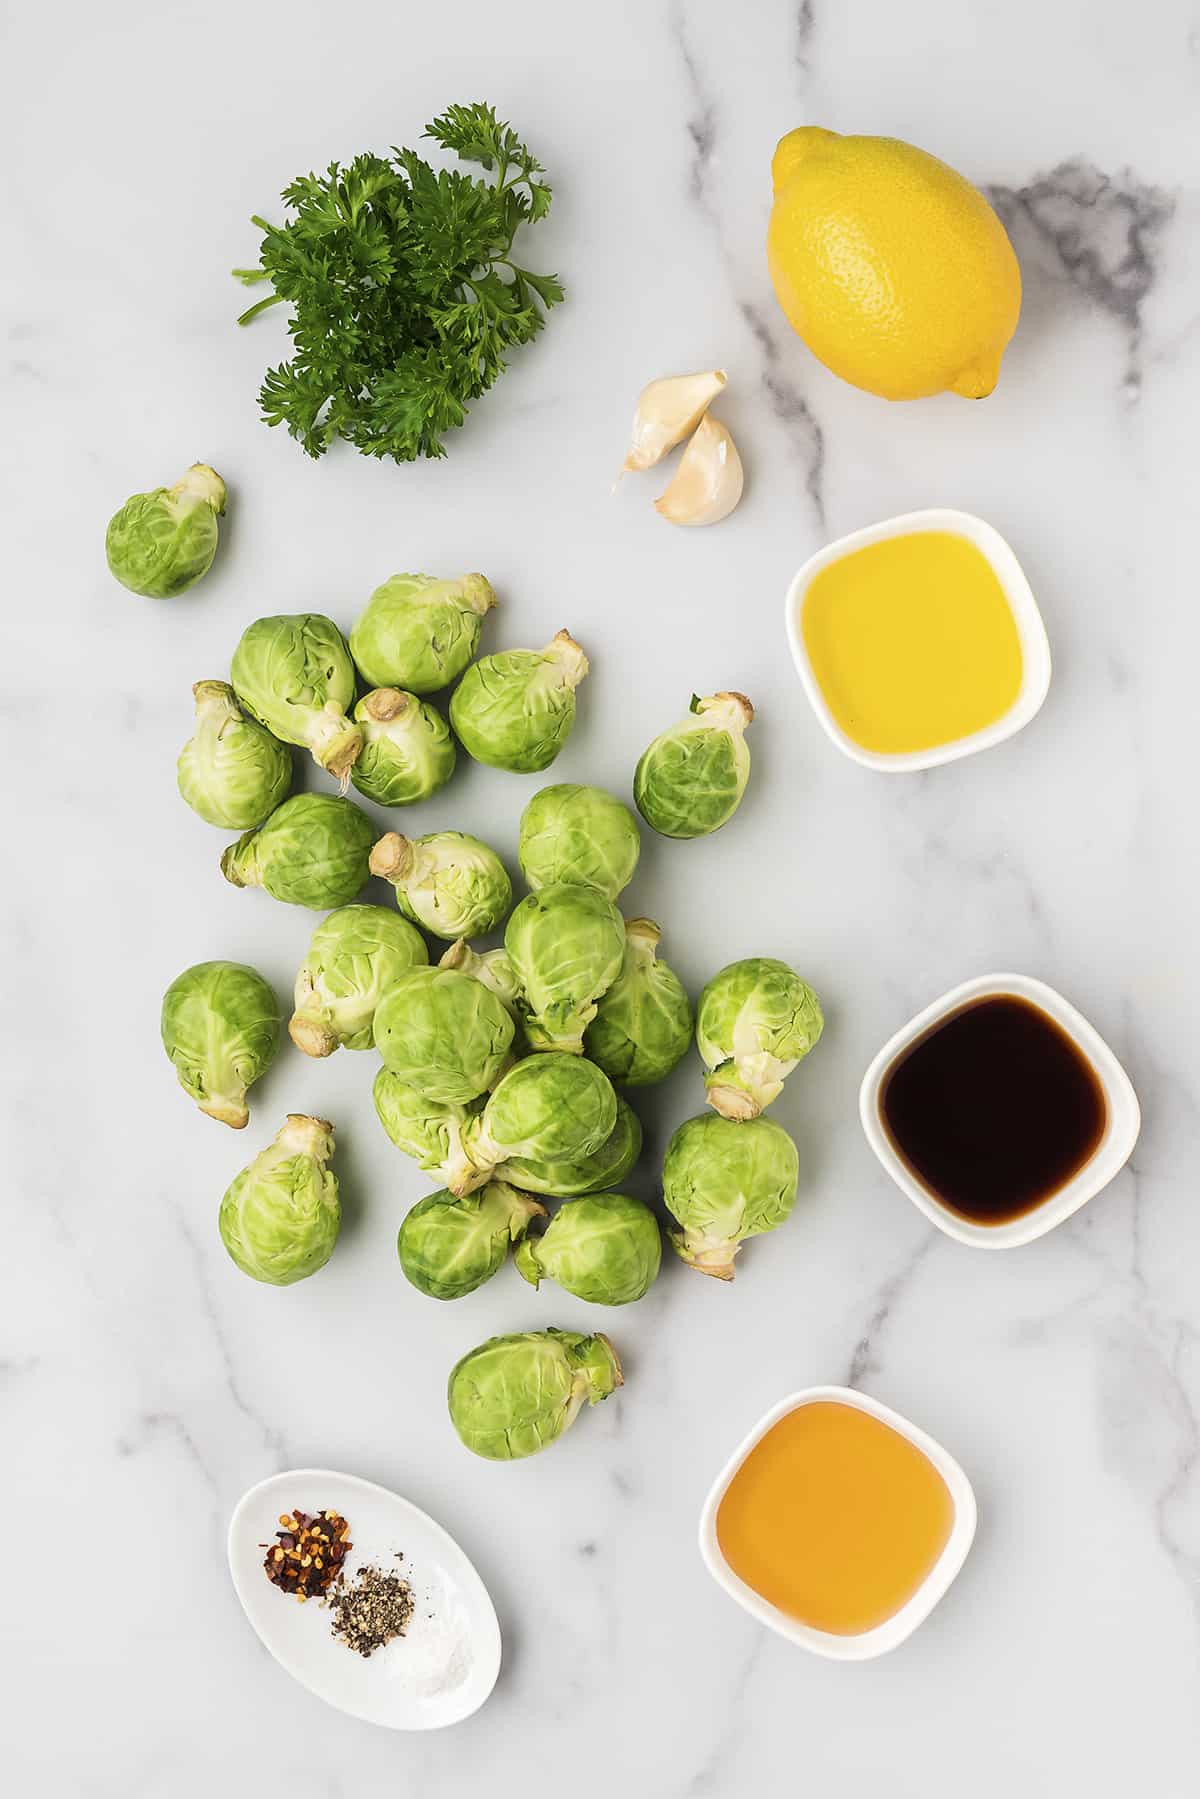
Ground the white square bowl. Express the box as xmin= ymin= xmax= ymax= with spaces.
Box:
xmin=698 ymin=1385 xmax=977 ymax=1661
xmin=859 ymin=973 xmax=1141 ymax=1248
xmin=783 ymin=508 xmax=1052 ymax=772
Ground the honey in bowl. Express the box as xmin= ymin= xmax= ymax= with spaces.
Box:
xmin=715 ymin=1400 xmax=955 ymax=1636
xmin=880 ymin=994 xmax=1108 ymax=1224
xmin=800 ymin=529 xmax=1023 ymax=754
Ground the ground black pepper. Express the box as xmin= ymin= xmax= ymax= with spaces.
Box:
xmin=328 ymin=1561 xmax=415 ymax=1657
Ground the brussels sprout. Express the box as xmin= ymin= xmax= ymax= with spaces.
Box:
xmin=221 ymin=793 xmax=374 ymax=909
xmin=105 ymin=463 xmax=226 ymax=598
xmin=495 ymin=1097 xmax=643 ymax=1197
xmin=662 ymin=1113 xmax=799 ymax=1280
xmin=350 ymin=688 xmax=456 ymax=807
xmin=518 ymin=784 xmax=641 ymax=899
xmin=373 ymin=1069 xmax=481 ymax=1194
xmin=439 ymin=939 xmax=521 ymax=1012
xmin=634 ymin=691 xmax=754 ymax=839
xmin=161 ymin=960 xmax=281 ymax=1129
xmin=448 ymin=1329 xmax=623 ymax=1460
xmin=231 ymin=614 xmax=362 ymax=779
xmin=697 ymin=957 xmax=824 ymax=1120
xmin=350 ymin=573 xmax=497 ymax=693
xmin=459 ymin=1054 xmax=618 ymax=1195
xmin=374 ymin=966 xmax=514 ymax=1104
xmin=177 ymin=680 xmax=292 ymax=830
xmin=398 ymin=1182 xmax=545 ymax=1301
xmin=218 ymin=1114 xmax=340 ymax=1285
xmin=584 ymin=918 xmax=692 ymax=1086
xmin=450 ymin=630 xmax=588 ymax=773
xmin=505 ymin=884 xmax=625 ymax=1053
xmin=290 ymin=905 xmax=428 ymax=1057
xmin=515 ymin=1193 xmax=661 ymax=1305
xmin=370 ymin=830 xmax=512 ymax=940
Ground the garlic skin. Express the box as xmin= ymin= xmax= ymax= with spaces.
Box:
xmin=654 ymin=415 xmax=744 ymax=527
xmin=621 ymin=370 xmax=727 ymax=475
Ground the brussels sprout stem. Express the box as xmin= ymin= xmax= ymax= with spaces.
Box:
xmin=578 ymin=1332 xmax=624 ymax=1398
xmin=289 ymin=1011 xmax=339 ymax=1058
xmin=545 ymin=629 xmax=588 ymax=690
xmin=360 ymin=688 xmax=412 ymax=724
xmin=278 ymin=1114 xmax=335 ymax=1159
xmin=309 ymin=703 xmax=363 ymax=781
xmin=173 ymin=463 xmax=227 ymax=515
xmin=460 ymin=574 xmax=499 ymax=618
xmin=369 ymin=831 xmax=415 ymax=883
xmin=201 ymin=1092 xmax=251 ymax=1130
xmin=704 ymin=1080 xmax=762 ymax=1122
xmin=668 ymin=1224 xmax=739 ymax=1281
xmin=221 ymin=830 xmax=261 ymax=889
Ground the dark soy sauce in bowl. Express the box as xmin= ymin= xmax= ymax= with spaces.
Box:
xmin=880 ymin=995 xmax=1108 ymax=1225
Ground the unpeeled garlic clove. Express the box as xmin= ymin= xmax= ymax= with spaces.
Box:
xmin=621 ymin=370 xmax=727 ymax=475
xmin=654 ymin=414 xmax=744 ymax=527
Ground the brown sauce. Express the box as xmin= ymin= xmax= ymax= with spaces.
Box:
xmin=880 ymin=995 xmax=1107 ymax=1224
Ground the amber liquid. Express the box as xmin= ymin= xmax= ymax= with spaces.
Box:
xmin=716 ymin=1401 xmax=955 ymax=1636
xmin=880 ymin=995 xmax=1108 ymax=1224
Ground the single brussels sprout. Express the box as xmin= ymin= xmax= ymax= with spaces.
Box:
xmin=505 ymin=884 xmax=625 ymax=1053
xmin=518 ymin=784 xmax=641 ymax=899
xmin=458 ymin=1054 xmax=618 ymax=1195
xmin=289 ymin=904 xmax=428 ymax=1057
xmin=231 ymin=614 xmax=362 ymax=779
xmin=370 ymin=830 xmax=512 ymax=941
xmin=106 ymin=463 xmax=226 ymax=598
xmin=161 ymin=960 xmax=281 ymax=1129
xmin=350 ymin=573 xmax=497 ymax=693
xmin=373 ymin=1069 xmax=481 ymax=1195
xmin=448 ymin=1329 xmax=623 ymax=1460
xmin=221 ymin=793 xmax=374 ymax=909
xmin=374 ymin=967 xmax=514 ymax=1105
xmin=177 ymin=680 xmax=292 ymax=830
xmin=697 ymin=957 xmax=825 ymax=1120
xmin=439 ymin=939 xmax=521 ymax=1013
xmin=584 ymin=918 xmax=693 ymax=1086
xmin=350 ymin=688 xmax=456 ymax=807
xmin=495 ymin=1097 xmax=643 ymax=1197
xmin=450 ymin=630 xmax=588 ymax=773
xmin=219 ymin=1114 xmax=340 ymax=1285
xmin=634 ymin=691 xmax=754 ymax=839
xmin=515 ymin=1193 xmax=661 ymax=1305
xmin=398 ymin=1182 xmax=545 ymax=1301
xmin=662 ymin=1113 xmax=799 ymax=1281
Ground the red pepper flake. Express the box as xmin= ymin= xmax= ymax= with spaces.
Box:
xmin=259 ymin=1507 xmax=352 ymax=1602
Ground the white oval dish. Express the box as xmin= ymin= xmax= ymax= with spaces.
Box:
xmin=860 ymin=972 xmax=1141 ymax=1247
xmin=783 ymin=507 xmax=1052 ymax=772
xmin=699 ymin=1385 xmax=976 ymax=1660
xmin=228 ymin=1467 xmax=501 ymax=1729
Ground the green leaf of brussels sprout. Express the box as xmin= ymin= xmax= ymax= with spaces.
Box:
xmin=696 ymin=957 xmax=824 ymax=1120
xmin=514 ymin=1192 xmax=661 ymax=1305
xmin=350 ymin=688 xmax=457 ymax=807
xmin=373 ymin=966 xmax=515 ymax=1105
xmin=221 ymin=793 xmax=375 ymax=909
xmin=398 ymin=1182 xmax=545 ymax=1300
xmin=373 ymin=1069 xmax=482 ymax=1194
xmin=633 ymin=691 xmax=753 ymax=839
xmin=105 ymin=464 xmax=226 ymax=598
xmin=161 ymin=960 xmax=281 ymax=1129
xmin=177 ymin=680 xmax=293 ymax=830
xmin=584 ymin=917 xmax=693 ymax=1086
xmin=459 ymin=1054 xmax=618 ymax=1195
xmin=495 ymin=1096 xmax=642 ymax=1197
xmin=231 ymin=613 xmax=363 ymax=779
xmin=517 ymin=783 xmax=641 ymax=899
xmin=290 ymin=904 xmax=428 ymax=1057
xmin=349 ymin=573 xmax=497 ymax=693
xmin=505 ymin=883 xmax=625 ymax=1053
xmin=450 ymin=630 xmax=588 ymax=773
xmin=219 ymin=1114 xmax=340 ymax=1285
xmin=662 ymin=1112 xmax=799 ymax=1281
xmin=447 ymin=1328 xmax=623 ymax=1459
xmin=370 ymin=830 xmax=512 ymax=940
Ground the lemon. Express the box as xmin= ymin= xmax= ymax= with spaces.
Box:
xmin=767 ymin=127 xmax=1021 ymax=401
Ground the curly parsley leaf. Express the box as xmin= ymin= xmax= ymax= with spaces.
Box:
xmin=234 ymin=107 xmax=562 ymax=463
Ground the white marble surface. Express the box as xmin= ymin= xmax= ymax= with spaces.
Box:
xmin=5 ymin=0 xmax=1200 ymax=1792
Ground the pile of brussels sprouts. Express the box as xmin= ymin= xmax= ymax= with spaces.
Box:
xmin=157 ymin=563 xmax=824 ymax=1461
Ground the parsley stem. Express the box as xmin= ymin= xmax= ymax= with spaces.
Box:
xmin=236 ymin=293 xmax=286 ymax=327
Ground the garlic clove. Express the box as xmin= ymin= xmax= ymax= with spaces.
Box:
xmin=654 ymin=414 xmax=744 ymax=527
xmin=621 ymin=370 xmax=727 ymax=475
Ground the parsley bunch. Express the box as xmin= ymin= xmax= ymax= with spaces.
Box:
xmin=233 ymin=104 xmax=563 ymax=463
